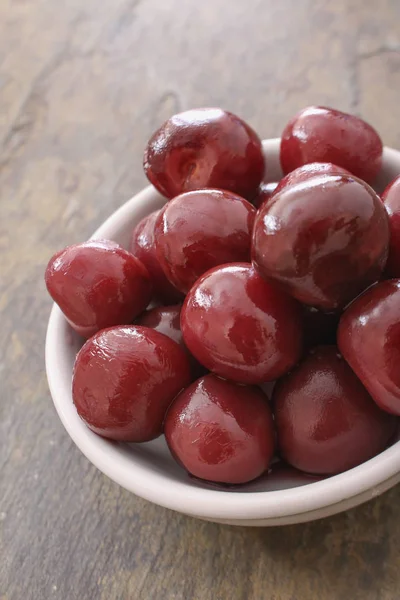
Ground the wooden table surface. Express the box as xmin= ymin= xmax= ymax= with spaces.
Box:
xmin=1 ymin=1 xmax=400 ymax=598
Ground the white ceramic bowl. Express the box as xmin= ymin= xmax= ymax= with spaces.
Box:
xmin=45 ymin=139 xmax=400 ymax=526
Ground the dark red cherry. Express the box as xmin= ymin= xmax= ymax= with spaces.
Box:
xmin=303 ymin=306 xmax=340 ymax=349
xmin=45 ymin=240 xmax=152 ymax=338
xmin=143 ymin=108 xmax=265 ymax=200
xmin=382 ymin=176 xmax=400 ymax=277
xmin=130 ymin=211 xmax=183 ymax=303
xmin=274 ymin=346 xmax=396 ymax=475
xmin=164 ymin=374 xmax=275 ymax=484
xmin=154 ymin=189 xmax=256 ymax=293
xmin=274 ymin=162 xmax=351 ymax=195
xmin=338 ymin=279 xmax=400 ymax=416
xmin=252 ymin=174 xmax=389 ymax=310
xmin=72 ymin=325 xmax=192 ymax=442
xmin=280 ymin=106 xmax=383 ymax=183
xmin=135 ymin=305 xmax=206 ymax=380
xmin=181 ymin=263 xmax=303 ymax=384
xmin=253 ymin=182 xmax=278 ymax=209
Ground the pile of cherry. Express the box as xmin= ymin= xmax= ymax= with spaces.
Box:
xmin=46 ymin=106 xmax=400 ymax=486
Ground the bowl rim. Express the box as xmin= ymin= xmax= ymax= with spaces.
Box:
xmin=45 ymin=138 xmax=400 ymax=521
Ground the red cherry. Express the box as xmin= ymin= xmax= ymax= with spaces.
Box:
xmin=252 ymin=174 xmax=389 ymax=310
xmin=181 ymin=263 xmax=303 ymax=384
xmin=130 ymin=211 xmax=183 ymax=304
xmin=154 ymin=189 xmax=256 ymax=293
xmin=253 ymin=182 xmax=278 ymax=209
xmin=135 ymin=305 xmax=206 ymax=380
xmin=280 ymin=106 xmax=383 ymax=183
xmin=72 ymin=325 xmax=192 ymax=442
xmin=164 ymin=374 xmax=275 ymax=484
xmin=274 ymin=346 xmax=396 ymax=475
xmin=45 ymin=240 xmax=152 ymax=338
xmin=274 ymin=162 xmax=351 ymax=195
xmin=382 ymin=175 xmax=400 ymax=278
xmin=143 ymin=108 xmax=265 ymax=200
xmin=338 ymin=279 xmax=400 ymax=416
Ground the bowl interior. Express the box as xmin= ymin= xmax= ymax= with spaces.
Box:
xmin=46 ymin=139 xmax=400 ymax=521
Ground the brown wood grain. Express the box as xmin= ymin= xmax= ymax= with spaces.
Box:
xmin=1 ymin=1 xmax=400 ymax=598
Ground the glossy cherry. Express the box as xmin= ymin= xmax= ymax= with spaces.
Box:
xmin=253 ymin=182 xmax=278 ymax=209
xmin=181 ymin=263 xmax=303 ymax=384
xmin=143 ymin=108 xmax=265 ymax=200
xmin=382 ymin=175 xmax=400 ymax=278
xmin=274 ymin=346 xmax=396 ymax=475
xmin=130 ymin=211 xmax=183 ymax=303
xmin=252 ymin=174 xmax=389 ymax=310
xmin=274 ymin=162 xmax=351 ymax=195
xmin=135 ymin=305 xmax=206 ymax=379
xmin=155 ymin=189 xmax=256 ymax=293
xmin=280 ymin=106 xmax=383 ymax=183
xmin=72 ymin=325 xmax=192 ymax=442
xmin=164 ymin=374 xmax=275 ymax=484
xmin=338 ymin=280 xmax=400 ymax=416
xmin=45 ymin=239 xmax=152 ymax=338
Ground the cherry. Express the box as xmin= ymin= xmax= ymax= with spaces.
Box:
xmin=252 ymin=174 xmax=389 ymax=311
xmin=135 ymin=305 xmax=206 ymax=380
xmin=72 ymin=325 xmax=192 ymax=442
xmin=143 ymin=108 xmax=265 ymax=200
xmin=338 ymin=280 xmax=400 ymax=416
xmin=130 ymin=211 xmax=183 ymax=304
xmin=181 ymin=263 xmax=303 ymax=384
xmin=253 ymin=182 xmax=278 ymax=209
xmin=274 ymin=162 xmax=351 ymax=195
xmin=45 ymin=240 xmax=152 ymax=338
xmin=280 ymin=106 xmax=383 ymax=183
xmin=382 ymin=175 xmax=400 ymax=278
xmin=274 ymin=346 xmax=396 ymax=475
xmin=154 ymin=189 xmax=256 ymax=293
xmin=164 ymin=374 xmax=275 ymax=484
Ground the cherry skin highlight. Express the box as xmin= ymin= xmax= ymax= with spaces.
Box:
xmin=274 ymin=162 xmax=351 ymax=195
xmin=72 ymin=325 xmax=192 ymax=442
xmin=165 ymin=374 xmax=275 ymax=484
xmin=144 ymin=108 xmax=265 ymax=200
